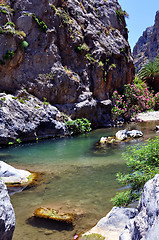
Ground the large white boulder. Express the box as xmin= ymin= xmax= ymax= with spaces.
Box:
xmin=0 ymin=161 xmax=31 ymax=184
xmin=115 ymin=129 xmax=143 ymax=141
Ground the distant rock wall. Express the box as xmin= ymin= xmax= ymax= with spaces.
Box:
xmin=0 ymin=179 xmax=15 ymax=240
xmin=133 ymin=10 xmax=159 ymax=71
xmin=0 ymin=0 xmax=134 ymax=129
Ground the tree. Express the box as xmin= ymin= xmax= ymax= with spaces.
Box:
xmin=138 ymin=59 xmax=159 ymax=82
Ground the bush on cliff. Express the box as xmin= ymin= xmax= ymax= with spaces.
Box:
xmin=66 ymin=118 xmax=91 ymax=135
xmin=111 ymin=136 xmax=159 ymax=206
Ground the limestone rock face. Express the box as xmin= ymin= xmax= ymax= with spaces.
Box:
xmin=0 ymin=0 xmax=134 ymax=128
xmin=133 ymin=10 xmax=159 ymax=71
xmin=0 ymin=92 xmax=68 ymax=144
xmin=0 ymin=179 xmax=15 ymax=240
xmin=120 ymin=174 xmax=159 ymax=240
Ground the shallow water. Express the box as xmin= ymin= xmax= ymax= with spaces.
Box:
xmin=0 ymin=121 xmax=158 ymax=240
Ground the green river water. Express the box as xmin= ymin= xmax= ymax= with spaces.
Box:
xmin=0 ymin=121 xmax=158 ymax=240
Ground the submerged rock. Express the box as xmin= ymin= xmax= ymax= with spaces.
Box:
xmin=34 ymin=207 xmax=74 ymax=224
xmin=0 ymin=179 xmax=15 ymax=240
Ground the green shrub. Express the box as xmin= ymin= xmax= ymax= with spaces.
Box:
xmin=4 ymin=21 xmax=15 ymax=28
xmin=66 ymin=118 xmax=91 ymax=135
xmin=2 ymin=50 xmax=14 ymax=60
xmin=111 ymin=76 xmax=155 ymax=121
xmin=77 ymin=43 xmax=89 ymax=52
xmin=111 ymin=137 xmax=159 ymax=206
xmin=21 ymin=40 xmax=29 ymax=49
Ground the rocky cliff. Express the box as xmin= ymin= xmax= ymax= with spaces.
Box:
xmin=0 ymin=0 xmax=134 ymax=142
xmin=133 ymin=10 xmax=159 ymax=71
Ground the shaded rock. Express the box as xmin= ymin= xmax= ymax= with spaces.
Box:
xmin=127 ymin=130 xmax=143 ymax=138
xmin=83 ymin=207 xmax=138 ymax=240
xmin=34 ymin=207 xmax=74 ymax=224
xmin=155 ymin=125 xmax=159 ymax=131
xmin=0 ymin=179 xmax=15 ymax=240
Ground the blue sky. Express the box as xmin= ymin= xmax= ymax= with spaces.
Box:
xmin=118 ymin=0 xmax=159 ymax=51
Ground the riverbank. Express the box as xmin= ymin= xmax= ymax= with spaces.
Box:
xmin=136 ymin=111 xmax=159 ymax=122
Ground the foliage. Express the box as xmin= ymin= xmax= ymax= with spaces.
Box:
xmin=21 ymin=41 xmax=29 ymax=49
xmin=116 ymin=8 xmax=129 ymax=22
xmin=78 ymin=233 xmax=105 ymax=240
xmin=111 ymin=137 xmax=159 ymax=206
xmin=85 ymin=54 xmax=97 ymax=63
xmin=43 ymin=97 xmax=49 ymax=106
xmin=77 ymin=43 xmax=89 ymax=52
xmin=138 ymin=58 xmax=159 ymax=81
xmin=66 ymin=118 xmax=91 ymax=135
xmin=4 ymin=21 xmax=15 ymax=28
xmin=154 ymin=92 xmax=159 ymax=110
xmin=0 ymin=8 xmax=7 ymax=14
xmin=16 ymin=138 xmax=22 ymax=144
xmin=111 ymin=76 xmax=155 ymax=121
xmin=2 ymin=50 xmax=14 ymax=61
xmin=32 ymin=14 xmax=47 ymax=32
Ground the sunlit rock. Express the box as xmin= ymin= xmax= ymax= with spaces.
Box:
xmin=0 ymin=161 xmax=35 ymax=188
xmin=34 ymin=207 xmax=74 ymax=224
xmin=0 ymin=179 xmax=15 ymax=240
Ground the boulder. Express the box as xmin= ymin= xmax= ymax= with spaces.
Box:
xmin=34 ymin=207 xmax=74 ymax=224
xmin=120 ymin=174 xmax=159 ymax=240
xmin=0 ymin=161 xmax=32 ymax=185
xmin=82 ymin=207 xmax=138 ymax=240
xmin=0 ymin=92 xmax=68 ymax=145
xmin=115 ymin=129 xmax=128 ymax=141
xmin=115 ymin=129 xmax=143 ymax=141
xmin=0 ymin=179 xmax=15 ymax=240
xmin=127 ymin=130 xmax=143 ymax=138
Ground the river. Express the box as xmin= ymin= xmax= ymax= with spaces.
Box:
xmin=0 ymin=121 xmax=158 ymax=240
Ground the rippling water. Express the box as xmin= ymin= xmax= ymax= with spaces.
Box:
xmin=0 ymin=121 xmax=158 ymax=240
